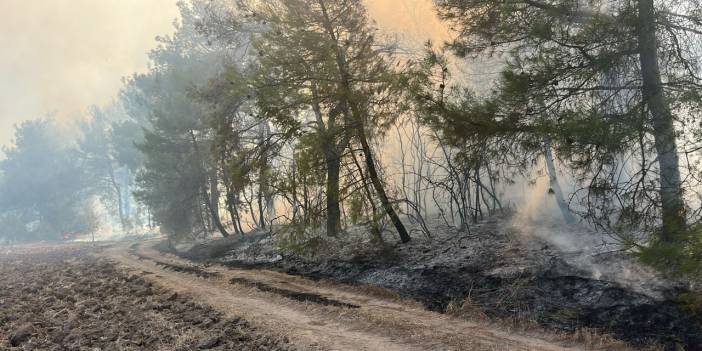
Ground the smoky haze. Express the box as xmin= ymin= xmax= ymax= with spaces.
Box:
xmin=0 ymin=0 xmax=180 ymax=149
xmin=0 ymin=0 xmax=448 ymax=150
xmin=0 ymin=1 xmax=698 ymax=349
xmin=0 ymin=0 xmax=455 ymax=240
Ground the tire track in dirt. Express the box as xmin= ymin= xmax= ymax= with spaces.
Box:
xmin=106 ymin=240 xmax=584 ymax=351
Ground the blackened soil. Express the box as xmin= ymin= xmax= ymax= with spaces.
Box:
xmin=0 ymin=244 xmax=293 ymax=350
xmin=154 ymin=261 xmax=220 ymax=279
xmin=131 ymin=243 xmax=220 ymax=278
xmin=170 ymin=222 xmax=702 ymax=351
xmin=269 ymin=257 xmax=702 ymax=350
xmin=230 ymin=277 xmax=360 ymax=309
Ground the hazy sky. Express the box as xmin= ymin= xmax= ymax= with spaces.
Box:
xmin=0 ymin=0 xmax=448 ymax=148
xmin=0 ymin=0 xmax=180 ymax=147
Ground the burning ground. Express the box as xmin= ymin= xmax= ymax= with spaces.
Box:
xmin=176 ymin=216 xmax=702 ymax=350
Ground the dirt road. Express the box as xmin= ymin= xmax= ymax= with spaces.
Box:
xmin=104 ymin=240 xmax=587 ymax=351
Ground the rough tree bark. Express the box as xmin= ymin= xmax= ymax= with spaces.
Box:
xmin=358 ymin=132 xmax=411 ymax=243
xmin=544 ymin=140 xmax=576 ymax=224
xmin=315 ymin=0 xmax=410 ymax=242
xmin=221 ymin=160 xmax=241 ymax=235
xmin=208 ymin=169 xmax=231 ymax=237
xmin=638 ymin=0 xmax=686 ymax=241
xmin=257 ymin=121 xmax=272 ymax=230
xmin=190 ymin=130 xmax=230 ymax=238
xmin=350 ymin=148 xmax=384 ymax=243
xmin=325 ymin=149 xmax=342 ymax=237
xmin=474 ymin=164 xmax=481 ymax=224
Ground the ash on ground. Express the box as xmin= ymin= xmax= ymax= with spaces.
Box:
xmin=174 ymin=216 xmax=702 ymax=350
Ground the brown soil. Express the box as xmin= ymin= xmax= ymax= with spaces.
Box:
xmin=0 ymin=243 xmax=293 ymax=351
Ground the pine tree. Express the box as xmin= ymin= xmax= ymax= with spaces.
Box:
xmin=249 ymin=0 xmax=412 ymax=242
xmin=124 ymin=0 xmax=232 ymax=240
xmin=430 ymin=0 xmax=702 ymax=244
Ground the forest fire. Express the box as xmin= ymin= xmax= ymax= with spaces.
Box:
xmin=2 ymin=0 xmax=702 ymax=350
xmin=174 ymin=217 xmax=702 ymax=349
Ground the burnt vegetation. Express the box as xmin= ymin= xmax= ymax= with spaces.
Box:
xmin=229 ymin=277 xmax=360 ymax=309
xmin=2 ymin=0 xmax=702 ymax=350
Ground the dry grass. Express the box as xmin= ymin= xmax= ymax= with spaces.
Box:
xmin=444 ymin=301 xmax=655 ymax=351
xmin=316 ymin=278 xmax=424 ymax=307
xmin=567 ymin=329 xmax=649 ymax=351
xmin=170 ymin=329 xmax=208 ymax=349
xmin=445 ymin=297 xmax=490 ymax=322
xmin=433 ymin=280 xmax=650 ymax=351
xmin=323 ymin=305 xmax=508 ymax=351
xmin=224 ymin=264 xmax=638 ymax=351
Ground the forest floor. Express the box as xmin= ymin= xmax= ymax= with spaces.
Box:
xmin=2 ymin=240 xmax=610 ymax=351
xmin=172 ymin=216 xmax=702 ymax=350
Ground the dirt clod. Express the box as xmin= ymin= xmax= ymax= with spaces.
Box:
xmin=8 ymin=323 xmax=34 ymax=346
xmin=197 ymin=336 xmax=221 ymax=349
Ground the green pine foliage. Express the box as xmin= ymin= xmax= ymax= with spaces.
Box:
xmin=423 ymin=0 xmax=702 ymax=267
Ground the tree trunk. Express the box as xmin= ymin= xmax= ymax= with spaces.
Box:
xmin=234 ymin=204 xmax=244 ymax=234
xmin=258 ymin=122 xmax=271 ymax=230
xmin=317 ymin=0 xmax=408 ymax=241
xmin=190 ymin=130 xmax=229 ymax=238
xmin=108 ymin=168 xmax=127 ymax=231
xmin=358 ymin=133 xmax=411 ymax=243
xmin=474 ymin=165 xmax=481 ymax=224
xmin=227 ymin=190 xmax=244 ymax=235
xmin=147 ymin=206 xmax=153 ymax=229
xmin=257 ymin=187 xmax=266 ymax=230
xmin=220 ymin=157 xmax=241 ymax=235
xmin=226 ymin=195 xmax=240 ymax=235
xmin=350 ymin=149 xmax=383 ymax=243
xmin=303 ymin=174 xmax=310 ymax=226
xmin=244 ymin=188 xmax=257 ymax=228
xmin=291 ymin=157 xmax=299 ymax=221
xmin=122 ymin=168 xmax=132 ymax=226
xmin=544 ymin=140 xmax=576 ymax=224
xmin=207 ymin=171 xmax=230 ymax=238
xmin=325 ymin=150 xmax=342 ymax=237
xmin=197 ymin=196 xmax=210 ymax=236
xmin=638 ymin=0 xmax=686 ymax=241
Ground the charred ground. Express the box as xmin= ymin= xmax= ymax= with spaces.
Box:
xmin=172 ymin=217 xmax=702 ymax=350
